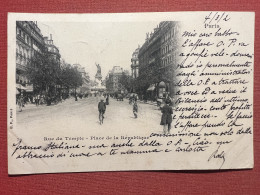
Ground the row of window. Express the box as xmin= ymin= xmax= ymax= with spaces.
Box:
xmin=16 ymin=53 xmax=29 ymax=66
xmin=139 ymin=42 xmax=175 ymax=65
xmin=161 ymin=44 xmax=174 ymax=55
xmin=139 ymin=55 xmax=174 ymax=68
xmin=161 ymin=25 xmax=179 ymax=43
xmin=132 ymin=60 xmax=139 ymax=65
xmin=17 ymin=27 xmax=31 ymax=46
xmin=17 ymin=27 xmax=43 ymax=50
xmin=16 ymin=44 xmax=30 ymax=60
xmin=162 ymin=55 xmax=174 ymax=66
xmin=16 ymin=74 xmax=28 ymax=84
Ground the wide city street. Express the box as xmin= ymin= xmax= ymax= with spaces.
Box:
xmin=16 ymin=97 xmax=163 ymax=138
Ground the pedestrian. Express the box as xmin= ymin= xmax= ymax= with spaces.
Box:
xmin=36 ymin=94 xmax=40 ymax=106
xmin=129 ymin=96 xmax=133 ymax=105
xmin=134 ymin=94 xmax=138 ymax=102
xmin=34 ymin=94 xmax=37 ymax=106
xmin=75 ymin=92 xmax=78 ymax=101
xmin=106 ymin=94 xmax=109 ymax=105
xmin=40 ymin=95 xmax=44 ymax=105
xmin=18 ymin=94 xmax=24 ymax=112
xmin=133 ymin=99 xmax=138 ymax=118
xmin=160 ymin=99 xmax=173 ymax=134
xmin=98 ymin=97 xmax=106 ymax=120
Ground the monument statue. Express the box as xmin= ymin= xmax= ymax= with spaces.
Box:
xmin=96 ymin=63 xmax=101 ymax=75
xmin=95 ymin=63 xmax=103 ymax=87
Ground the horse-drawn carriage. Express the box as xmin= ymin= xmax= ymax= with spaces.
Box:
xmin=116 ymin=93 xmax=124 ymax=101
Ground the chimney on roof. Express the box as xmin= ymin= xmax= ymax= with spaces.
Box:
xmin=50 ymin=34 xmax=53 ymax=40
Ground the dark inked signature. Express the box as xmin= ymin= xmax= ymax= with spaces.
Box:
xmin=208 ymin=145 xmax=226 ymax=169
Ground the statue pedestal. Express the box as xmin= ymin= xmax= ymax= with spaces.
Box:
xmin=95 ymin=78 xmax=102 ymax=87
xmin=91 ymin=64 xmax=106 ymax=95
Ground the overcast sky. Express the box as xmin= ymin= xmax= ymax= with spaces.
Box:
xmin=38 ymin=21 xmax=159 ymax=80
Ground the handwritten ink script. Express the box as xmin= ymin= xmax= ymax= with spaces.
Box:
xmin=8 ymin=12 xmax=254 ymax=175
xmin=174 ymin=11 xmax=254 ymax=169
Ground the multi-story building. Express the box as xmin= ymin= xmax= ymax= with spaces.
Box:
xmin=106 ymin=66 xmax=129 ymax=93
xmin=44 ymin=34 xmax=61 ymax=65
xmin=131 ymin=46 xmax=140 ymax=79
xmin=16 ymin=21 xmax=62 ymax=96
xmin=16 ymin=21 xmax=45 ymax=84
xmin=73 ymin=64 xmax=91 ymax=93
xmin=136 ymin=21 xmax=180 ymax=100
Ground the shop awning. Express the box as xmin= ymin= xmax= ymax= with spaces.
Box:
xmin=147 ymin=84 xmax=155 ymax=91
xmin=25 ymin=85 xmax=33 ymax=92
xmin=16 ymin=84 xmax=27 ymax=90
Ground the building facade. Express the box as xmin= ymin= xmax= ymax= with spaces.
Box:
xmin=73 ymin=64 xmax=91 ymax=93
xmin=16 ymin=21 xmax=62 ymax=95
xmin=44 ymin=34 xmax=61 ymax=65
xmin=106 ymin=66 xmax=129 ymax=93
xmin=16 ymin=21 xmax=45 ymax=85
xmin=136 ymin=21 xmax=180 ymax=100
xmin=131 ymin=46 xmax=140 ymax=79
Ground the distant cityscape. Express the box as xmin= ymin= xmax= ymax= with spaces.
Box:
xmin=16 ymin=21 xmax=180 ymax=102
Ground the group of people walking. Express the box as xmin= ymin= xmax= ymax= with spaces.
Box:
xmin=98 ymin=93 xmax=174 ymax=134
xmin=131 ymin=93 xmax=174 ymax=134
xmin=133 ymin=94 xmax=174 ymax=134
xmin=133 ymin=96 xmax=173 ymax=134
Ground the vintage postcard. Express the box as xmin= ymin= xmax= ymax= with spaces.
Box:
xmin=8 ymin=12 xmax=254 ymax=175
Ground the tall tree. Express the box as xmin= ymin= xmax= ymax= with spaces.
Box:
xmin=60 ymin=65 xmax=83 ymax=100
xmin=26 ymin=51 xmax=61 ymax=96
xmin=119 ymin=72 xmax=132 ymax=92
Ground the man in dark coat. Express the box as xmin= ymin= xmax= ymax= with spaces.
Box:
xmin=160 ymin=99 xmax=173 ymax=134
xmin=98 ymin=98 xmax=106 ymax=120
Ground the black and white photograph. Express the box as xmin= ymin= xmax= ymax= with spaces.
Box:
xmin=15 ymin=20 xmax=180 ymax=133
xmin=8 ymin=12 xmax=254 ymax=175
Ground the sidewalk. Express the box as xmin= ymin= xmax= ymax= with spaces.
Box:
xmin=16 ymin=97 xmax=76 ymax=112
